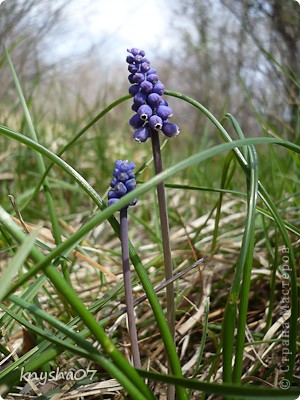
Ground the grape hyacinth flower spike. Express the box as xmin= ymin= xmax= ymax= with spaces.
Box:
xmin=127 ymin=48 xmax=179 ymax=399
xmin=108 ymin=160 xmax=137 ymax=207
xmin=126 ymin=47 xmax=180 ymax=143
xmin=108 ymin=160 xmax=141 ymax=368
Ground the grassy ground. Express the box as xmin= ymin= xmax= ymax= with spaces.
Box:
xmin=0 ymin=48 xmax=299 ymax=399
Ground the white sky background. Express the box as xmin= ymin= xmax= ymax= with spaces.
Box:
xmin=48 ymin=0 xmax=175 ymax=63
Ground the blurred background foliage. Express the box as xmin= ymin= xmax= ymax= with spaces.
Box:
xmin=0 ymin=0 xmax=299 ymax=217
xmin=1 ymin=0 xmax=299 ymax=136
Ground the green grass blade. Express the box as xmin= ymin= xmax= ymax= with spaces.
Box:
xmin=0 ymin=209 xmax=156 ymax=400
xmin=0 ymin=135 xmax=298 ymax=294
xmin=232 ymin=145 xmax=259 ymax=382
xmin=0 ymin=230 xmax=39 ymax=301
xmin=21 ymin=94 xmax=132 ymax=210
xmin=4 ymin=46 xmax=63 ymax=249
xmin=1 ymin=126 xmax=299 ymax=392
xmin=211 ymin=151 xmax=236 ymax=252
xmin=258 ymin=184 xmax=298 ymax=382
xmin=137 ymin=369 xmax=299 ymax=399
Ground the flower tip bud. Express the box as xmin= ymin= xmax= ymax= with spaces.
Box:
xmin=162 ymin=122 xmax=180 ymax=137
xmin=133 ymin=126 xmax=150 ymax=142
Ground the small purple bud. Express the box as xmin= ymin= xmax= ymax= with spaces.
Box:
xmin=129 ymin=48 xmax=139 ymax=56
xmin=134 ymin=92 xmax=147 ymax=106
xmin=133 ymin=54 xmax=143 ymax=63
xmin=129 ymin=113 xmax=144 ymax=129
xmin=128 ymin=74 xmax=135 ymax=84
xmin=132 ymin=73 xmax=144 ymax=84
xmin=149 ymin=115 xmax=163 ymax=130
xmin=108 ymin=198 xmax=119 ymax=206
xmin=133 ymin=126 xmax=151 ymax=143
xmin=147 ymin=93 xmax=161 ymax=108
xmin=159 ymin=98 xmax=169 ymax=106
xmin=115 ymin=160 xmax=123 ymax=168
xmin=114 ymin=182 xmax=127 ymax=196
xmin=125 ymin=178 xmax=136 ymax=191
xmin=113 ymin=168 xmax=120 ymax=178
xmin=140 ymin=62 xmax=150 ymax=73
xmin=126 ymin=55 xmax=135 ymax=64
xmin=162 ymin=122 xmax=180 ymax=137
xmin=139 ymin=80 xmax=153 ymax=93
xmin=127 ymin=169 xmax=135 ymax=179
xmin=110 ymin=177 xmax=118 ymax=187
xmin=157 ymin=105 xmax=173 ymax=120
xmin=132 ymin=104 xmax=140 ymax=113
xmin=108 ymin=189 xmax=116 ymax=198
xmin=127 ymin=161 xmax=136 ymax=170
xmin=138 ymin=104 xmax=153 ymax=120
xmin=147 ymin=68 xmax=157 ymax=75
xmin=146 ymin=74 xmax=159 ymax=84
xmin=128 ymin=84 xmax=139 ymax=96
xmin=128 ymin=64 xmax=139 ymax=73
xmin=117 ymin=172 xmax=129 ymax=182
xmin=153 ymin=82 xmax=165 ymax=96
xmin=119 ymin=161 xmax=131 ymax=172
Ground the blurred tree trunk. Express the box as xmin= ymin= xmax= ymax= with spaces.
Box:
xmin=270 ymin=0 xmax=300 ymax=134
xmin=170 ymin=0 xmax=299 ymax=140
xmin=221 ymin=0 xmax=300 ymax=136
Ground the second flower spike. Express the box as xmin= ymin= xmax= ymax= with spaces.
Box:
xmin=108 ymin=160 xmax=137 ymax=207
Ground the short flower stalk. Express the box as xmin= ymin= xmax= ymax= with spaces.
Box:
xmin=108 ymin=160 xmax=141 ymax=368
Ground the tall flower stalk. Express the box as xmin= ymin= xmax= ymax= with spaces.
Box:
xmin=150 ymin=130 xmax=175 ymax=338
xmin=126 ymin=48 xmax=180 ymax=398
xmin=108 ymin=160 xmax=141 ymax=368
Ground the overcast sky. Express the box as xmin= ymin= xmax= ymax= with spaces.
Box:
xmin=48 ymin=0 xmax=174 ymax=63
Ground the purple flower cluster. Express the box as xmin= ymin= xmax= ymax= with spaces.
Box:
xmin=126 ymin=48 xmax=180 ymax=143
xmin=108 ymin=160 xmax=137 ymax=207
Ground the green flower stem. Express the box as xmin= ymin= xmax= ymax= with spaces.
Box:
xmin=120 ymin=207 xmax=141 ymax=368
xmin=0 ymin=206 xmax=155 ymax=400
xmin=151 ymin=129 xmax=175 ymax=400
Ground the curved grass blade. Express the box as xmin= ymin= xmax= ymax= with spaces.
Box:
xmin=3 ymin=46 xmax=62 ymax=251
xmin=164 ymin=92 xmax=299 ymax=381
xmin=0 ymin=208 xmax=156 ymax=400
xmin=1 ymin=125 xmax=299 ymax=387
xmin=21 ymin=94 xmax=132 ymax=210
xmin=0 ymin=134 xmax=298 ymax=294
xmin=137 ymin=369 xmax=299 ymax=399
xmin=0 ymin=296 xmax=151 ymax=400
